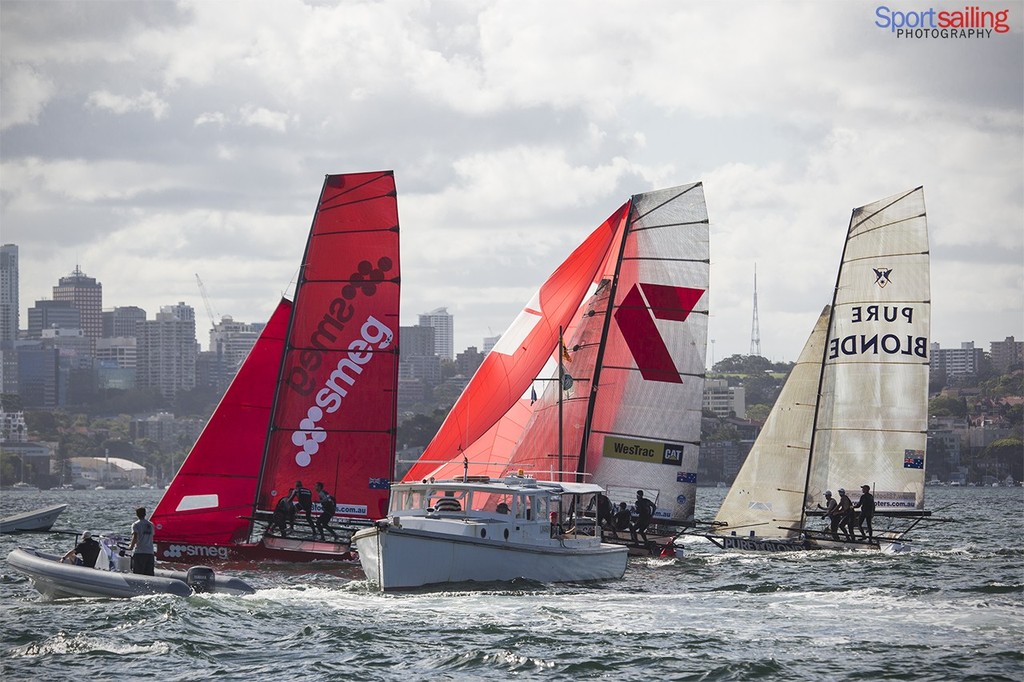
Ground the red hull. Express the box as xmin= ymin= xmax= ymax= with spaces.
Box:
xmin=155 ymin=536 xmax=359 ymax=565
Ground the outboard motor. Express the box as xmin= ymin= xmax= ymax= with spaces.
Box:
xmin=186 ymin=566 xmax=216 ymax=593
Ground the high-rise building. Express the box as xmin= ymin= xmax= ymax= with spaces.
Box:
xmin=136 ymin=303 xmax=198 ymax=399
xmin=0 ymin=244 xmax=18 ymax=343
xmin=52 ymin=266 xmax=103 ymax=340
xmin=418 ymin=307 xmax=453 ymax=360
xmin=0 ymin=244 xmax=19 ymax=394
xmin=209 ymin=315 xmax=261 ymax=371
xmin=930 ymin=341 xmax=985 ymax=378
xmin=482 ymin=334 xmax=501 ymax=354
xmin=27 ymin=300 xmax=81 ymax=338
xmin=990 ymin=336 xmax=1023 ymax=373
xmin=103 ymin=306 xmax=147 ymax=338
xmin=400 ymin=325 xmax=435 ymax=359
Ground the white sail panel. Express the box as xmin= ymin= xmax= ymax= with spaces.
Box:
xmin=585 ymin=183 xmax=709 ymax=523
xmin=715 ymin=307 xmax=830 ymax=537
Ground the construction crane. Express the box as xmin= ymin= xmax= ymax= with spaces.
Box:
xmin=195 ymin=273 xmax=219 ymax=330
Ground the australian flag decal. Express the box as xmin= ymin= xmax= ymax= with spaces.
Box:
xmin=903 ymin=449 xmax=924 ymax=469
xmin=677 ymin=472 xmax=698 ymax=484
xmin=368 ymin=477 xmax=391 ymax=490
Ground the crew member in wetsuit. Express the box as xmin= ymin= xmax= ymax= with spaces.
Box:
xmin=314 ymin=481 xmax=339 ymax=541
xmin=817 ymin=490 xmax=840 ymax=540
xmin=854 ymin=484 xmax=875 ymax=540
xmin=630 ymin=490 xmax=656 ymax=544
xmin=835 ymin=488 xmax=856 ymax=541
xmin=291 ymin=481 xmax=317 ymax=535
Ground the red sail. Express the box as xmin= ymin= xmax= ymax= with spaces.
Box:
xmin=403 ymin=202 xmax=629 ymax=483
xmin=153 ymin=299 xmax=292 ymax=546
xmin=257 ymin=171 xmax=400 ymax=521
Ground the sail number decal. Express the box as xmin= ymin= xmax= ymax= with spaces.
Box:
xmin=603 ymin=435 xmax=684 ymax=467
xmin=614 ymin=283 xmax=705 ymax=384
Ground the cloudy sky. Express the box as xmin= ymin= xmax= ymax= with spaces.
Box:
xmin=2 ymin=0 xmax=1022 ymax=362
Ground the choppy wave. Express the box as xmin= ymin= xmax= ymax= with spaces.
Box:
xmin=2 ymin=486 xmax=1022 ymax=680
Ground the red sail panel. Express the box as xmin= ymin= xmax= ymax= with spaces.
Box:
xmin=257 ymin=171 xmax=400 ymax=521
xmin=152 ymin=299 xmax=292 ymax=546
xmin=403 ymin=203 xmax=629 ymax=483
xmin=412 ymin=399 xmax=535 ymax=482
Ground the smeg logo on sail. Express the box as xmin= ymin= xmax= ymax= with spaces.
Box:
xmin=285 ymin=257 xmax=395 ymax=467
xmin=827 ymin=266 xmax=928 ymax=360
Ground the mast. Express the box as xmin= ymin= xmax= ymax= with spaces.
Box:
xmin=798 ymin=214 xmax=850 ymax=532
xmin=557 ymin=326 xmax=564 ymax=482
xmin=575 ymin=199 xmax=635 ymax=479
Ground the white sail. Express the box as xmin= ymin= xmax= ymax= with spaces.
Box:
xmin=713 ymin=307 xmax=830 ymax=537
xmin=807 ymin=187 xmax=930 ymax=510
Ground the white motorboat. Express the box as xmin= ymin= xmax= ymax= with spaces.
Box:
xmin=353 ymin=474 xmax=628 ymax=591
xmin=7 ymin=546 xmax=256 ymax=599
xmin=0 ymin=504 xmax=68 ymax=534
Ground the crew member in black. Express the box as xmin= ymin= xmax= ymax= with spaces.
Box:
xmin=270 ymin=494 xmax=295 ymax=536
xmin=63 ymin=530 xmax=101 ymax=568
xmin=291 ymin=480 xmax=317 ymax=535
xmin=835 ymin=488 xmax=856 ymax=541
xmin=817 ymin=490 xmax=841 ymax=540
xmin=595 ymin=493 xmax=613 ymax=531
xmin=630 ymin=490 xmax=656 ymax=544
xmin=854 ymin=484 xmax=875 ymax=540
xmin=314 ymin=481 xmax=339 ymax=541
xmin=612 ymin=502 xmax=631 ymax=537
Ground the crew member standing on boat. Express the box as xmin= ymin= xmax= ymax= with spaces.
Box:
xmin=290 ymin=481 xmax=317 ymax=535
xmin=835 ymin=488 xmax=856 ymax=541
xmin=612 ymin=502 xmax=631 ymax=537
xmin=854 ymin=485 xmax=875 ymax=540
xmin=63 ymin=530 xmax=101 ymax=568
xmin=270 ymin=494 xmax=295 ymax=536
xmin=817 ymin=491 xmax=841 ymax=540
xmin=630 ymin=490 xmax=656 ymax=545
xmin=128 ymin=507 xmax=155 ymax=576
xmin=314 ymin=482 xmax=339 ymax=541
xmin=595 ymin=493 xmax=613 ymax=532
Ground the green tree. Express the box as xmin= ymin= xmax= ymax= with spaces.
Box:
xmin=928 ymin=395 xmax=968 ymax=418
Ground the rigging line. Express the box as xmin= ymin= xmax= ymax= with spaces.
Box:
xmin=814 ymin=427 xmax=928 ymax=435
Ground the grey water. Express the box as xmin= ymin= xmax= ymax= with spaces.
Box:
xmin=1 ymin=486 xmax=1021 ymax=681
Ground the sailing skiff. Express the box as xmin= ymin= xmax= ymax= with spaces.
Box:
xmin=404 ymin=183 xmax=709 ymax=556
xmin=151 ymin=171 xmax=401 ymax=563
xmin=704 ymin=187 xmax=936 ymax=551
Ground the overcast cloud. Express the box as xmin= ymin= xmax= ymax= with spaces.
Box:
xmin=2 ymin=0 xmax=1021 ymax=361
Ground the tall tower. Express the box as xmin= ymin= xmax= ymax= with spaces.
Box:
xmin=0 ymin=244 xmax=18 ymax=343
xmin=418 ymin=307 xmax=454 ymax=360
xmin=53 ymin=265 xmax=103 ymax=340
xmin=136 ymin=303 xmax=197 ymax=399
xmin=750 ymin=264 xmax=762 ymax=357
xmin=0 ymin=244 xmax=19 ymax=395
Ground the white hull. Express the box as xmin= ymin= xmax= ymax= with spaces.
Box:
xmin=0 ymin=504 xmax=68 ymax=534
xmin=355 ymin=522 xmax=627 ymax=590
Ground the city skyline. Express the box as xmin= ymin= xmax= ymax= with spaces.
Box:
xmin=2 ymin=3 xmax=1021 ymax=362
xmin=6 ymin=249 xmax=1021 ymax=362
